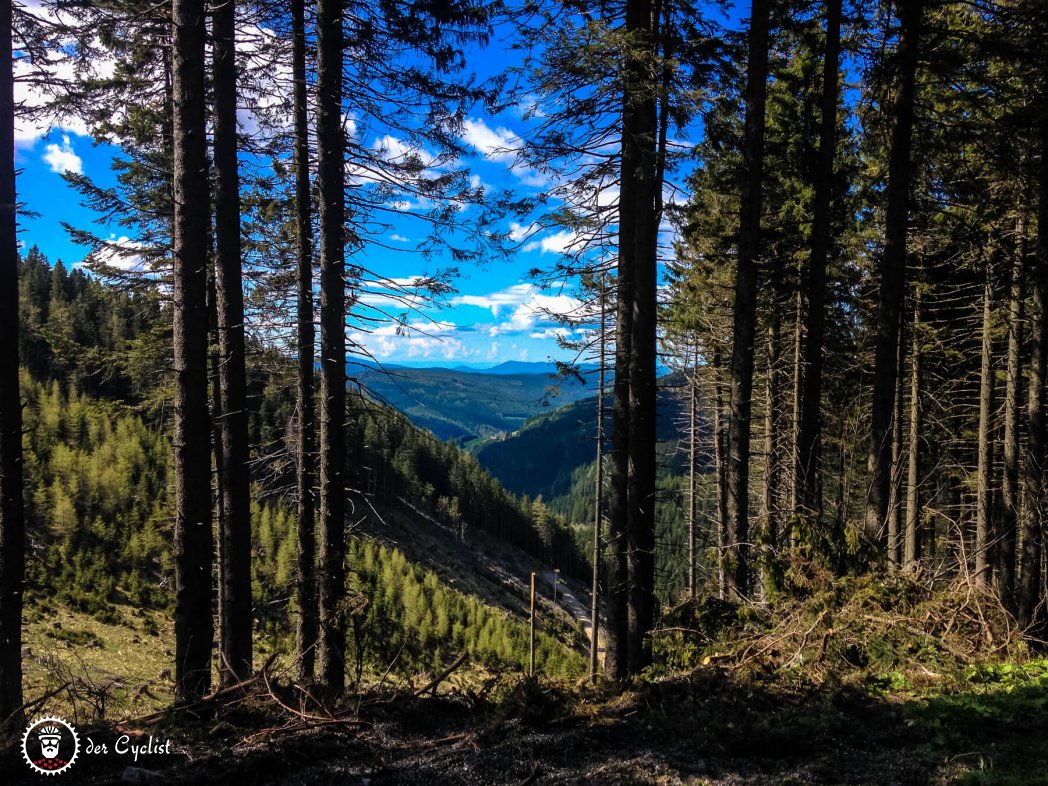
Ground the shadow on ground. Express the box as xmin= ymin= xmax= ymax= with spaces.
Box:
xmin=2 ymin=667 xmax=1047 ymax=785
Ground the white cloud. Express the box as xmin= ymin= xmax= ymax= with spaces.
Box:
xmin=350 ymin=330 xmax=473 ymax=361
xmin=508 ymin=222 xmax=541 ymax=242
xmin=462 ymin=118 xmax=519 ymax=162
xmin=452 ymin=282 xmax=534 ymax=315
xmin=523 ymin=229 xmax=583 ymax=255
xmin=452 ymin=283 xmax=582 ymax=336
xmin=389 ymin=234 xmax=411 ymax=243
xmin=529 ymin=327 xmax=572 ymax=340
xmin=461 ymin=117 xmax=548 ymax=188
xmin=85 ymin=235 xmax=148 ymax=272
xmin=42 ymin=135 xmax=82 ymax=175
xmin=370 ymin=319 xmax=459 ymax=337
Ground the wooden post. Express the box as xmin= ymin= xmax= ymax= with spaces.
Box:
xmin=529 ymin=571 xmax=536 ymax=677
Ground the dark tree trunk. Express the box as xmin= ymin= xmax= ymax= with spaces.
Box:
xmin=1019 ymin=124 xmax=1048 ymax=629
xmin=292 ymin=0 xmax=317 ymax=684
xmin=607 ymin=206 xmax=632 ymax=681
xmin=212 ymin=0 xmax=252 ymax=684
xmin=975 ymin=268 xmax=996 ymax=584
xmin=688 ymin=348 xmax=698 ymax=599
xmin=607 ymin=0 xmax=655 ymax=680
xmin=172 ymin=0 xmax=214 ymax=703
xmin=316 ymin=0 xmax=347 ymax=693
xmin=0 ymin=0 xmax=25 ymax=721
xmin=761 ymin=273 xmax=782 ymax=592
xmin=864 ymin=0 xmax=923 ymax=546
xmin=789 ymin=289 xmax=802 ymax=521
xmin=888 ymin=325 xmax=906 ymax=566
xmin=712 ymin=347 xmax=728 ymax=599
xmin=999 ymin=214 xmax=1025 ymax=605
xmin=591 ymin=280 xmax=607 ymax=684
xmin=726 ymin=0 xmax=771 ymax=597
xmin=796 ymin=0 xmax=842 ymax=528
xmin=904 ymin=294 xmax=922 ymax=568
xmin=207 ymin=263 xmax=227 ymax=663
xmin=624 ymin=0 xmax=661 ymax=674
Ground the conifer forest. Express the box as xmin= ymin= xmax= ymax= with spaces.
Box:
xmin=2 ymin=0 xmax=1048 ymax=782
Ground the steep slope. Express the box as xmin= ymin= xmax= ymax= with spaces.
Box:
xmin=15 ymin=250 xmax=590 ymax=686
xmin=470 ymin=375 xmax=704 ymax=504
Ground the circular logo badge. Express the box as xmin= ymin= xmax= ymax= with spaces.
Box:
xmin=21 ymin=715 xmax=80 ymax=775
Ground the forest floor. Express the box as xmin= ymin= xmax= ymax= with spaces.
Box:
xmin=3 ymin=659 xmax=1047 ymax=785
xmin=5 ymin=572 xmax=1047 ymax=784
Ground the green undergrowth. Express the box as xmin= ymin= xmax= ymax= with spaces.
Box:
xmin=644 ymin=567 xmax=1048 ymax=783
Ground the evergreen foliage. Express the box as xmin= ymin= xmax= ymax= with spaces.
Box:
xmin=13 ymin=249 xmax=586 ymax=676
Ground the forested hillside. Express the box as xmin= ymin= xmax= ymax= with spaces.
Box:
xmin=13 ymin=251 xmax=586 ymax=682
xmin=2 ymin=0 xmax=1048 ymax=782
xmin=355 ymin=363 xmax=597 ymax=443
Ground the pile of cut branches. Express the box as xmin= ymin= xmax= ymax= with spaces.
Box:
xmin=654 ymin=569 xmax=1029 ymax=689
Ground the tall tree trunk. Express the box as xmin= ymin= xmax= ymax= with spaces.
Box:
xmin=999 ymin=214 xmax=1025 ymax=605
xmin=888 ymin=326 xmax=906 ymax=566
xmin=591 ymin=280 xmax=606 ymax=684
xmin=726 ymin=0 xmax=771 ymax=598
xmin=0 ymin=0 xmax=25 ymax=720
xmin=606 ymin=186 xmax=632 ymax=682
xmin=293 ymin=0 xmax=317 ymax=684
xmin=975 ymin=267 xmax=996 ymax=584
xmin=904 ymin=293 xmax=922 ymax=567
xmin=172 ymin=0 xmax=214 ymax=702
xmin=1019 ymin=121 xmax=1048 ymax=629
xmin=761 ymin=307 xmax=781 ymax=592
xmin=212 ymin=0 xmax=252 ymax=684
xmin=207 ymin=263 xmax=227 ymax=667
xmin=796 ymin=0 xmax=842 ymax=531
xmin=316 ymin=0 xmax=347 ymax=693
xmin=789 ymin=288 xmax=803 ymax=521
xmin=864 ymin=0 xmax=923 ymax=547
xmin=624 ymin=0 xmax=660 ymax=675
xmin=712 ymin=347 xmax=729 ymax=599
xmin=688 ymin=348 xmax=698 ymax=599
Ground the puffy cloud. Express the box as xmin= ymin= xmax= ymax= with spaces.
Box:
xmin=461 ymin=118 xmax=519 ymax=162
xmin=451 ymin=282 xmax=534 ymax=315
xmin=507 ymin=221 xmax=541 ymax=242
xmin=42 ymin=135 xmax=82 ymax=175
xmin=522 ymin=229 xmax=583 ymax=255
xmin=349 ymin=330 xmax=473 ymax=361
xmin=461 ymin=117 xmax=548 ymax=188
xmin=528 ymin=327 xmax=572 ymax=341
xmin=85 ymin=235 xmax=148 ymax=272
xmin=452 ymin=283 xmax=581 ymax=336
xmin=389 ymin=234 xmax=411 ymax=243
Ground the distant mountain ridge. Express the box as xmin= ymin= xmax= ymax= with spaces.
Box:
xmin=351 ymin=362 xmax=599 ymax=442
xmin=356 ymin=359 xmax=597 ymax=376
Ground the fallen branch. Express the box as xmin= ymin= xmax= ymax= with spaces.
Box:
xmin=123 ymin=653 xmax=278 ymax=726
xmin=413 ymin=652 xmax=468 ymax=697
xmin=240 ymin=716 xmax=371 ymax=746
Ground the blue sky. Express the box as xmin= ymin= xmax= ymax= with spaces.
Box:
xmin=14 ymin=101 xmax=595 ymax=367
xmin=13 ymin=1 xmax=744 ymax=366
